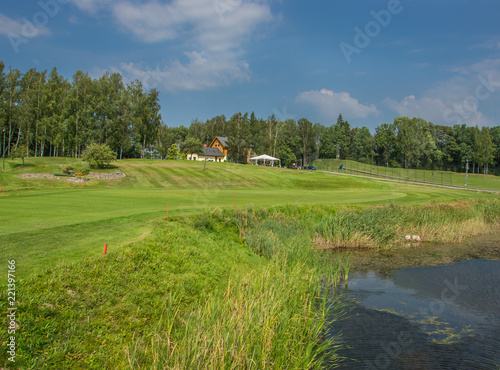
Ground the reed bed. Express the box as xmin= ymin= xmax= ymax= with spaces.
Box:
xmin=124 ymin=214 xmax=347 ymax=369
xmin=126 ymin=262 xmax=342 ymax=369
xmin=309 ymin=199 xmax=500 ymax=249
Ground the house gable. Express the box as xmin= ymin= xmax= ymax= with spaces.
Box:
xmin=209 ymin=136 xmax=229 ymax=157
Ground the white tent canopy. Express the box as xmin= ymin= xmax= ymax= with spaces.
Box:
xmin=250 ymin=154 xmax=281 ymax=167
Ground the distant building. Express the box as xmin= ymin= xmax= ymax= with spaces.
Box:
xmin=186 ymin=136 xmax=251 ymax=163
xmin=188 ymin=146 xmax=225 ymax=162
xmin=209 ymin=136 xmax=229 ymax=159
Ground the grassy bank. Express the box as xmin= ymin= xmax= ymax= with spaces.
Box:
xmin=3 ymin=199 xmax=500 ymax=368
xmin=1 ymin=209 xmax=348 ymax=369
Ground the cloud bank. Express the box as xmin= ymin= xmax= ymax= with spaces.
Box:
xmin=73 ymin=0 xmax=274 ymax=91
xmin=296 ymin=88 xmax=379 ymax=121
xmin=384 ymin=58 xmax=500 ymax=127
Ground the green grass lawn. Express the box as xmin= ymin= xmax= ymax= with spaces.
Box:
xmin=1 ymin=157 xmax=498 ymax=277
xmin=2 ymin=157 xmax=500 ymax=368
xmin=314 ymin=158 xmax=500 ymax=191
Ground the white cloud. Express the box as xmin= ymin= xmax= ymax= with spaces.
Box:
xmin=0 ymin=13 xmax=24 ymax=35
xmin=79 ymin=0 xmax=274 ymax=91
xmin=296 ymin=88 xmax=379 ymax=120
xmin=384 ymin=95 xmax=465 ymax=122
xmin=469 ymin=58 xmax=500 ymax=80
xmin=111 ymin=0 xmax=272 ymax=46
xmin=384 ymin=93 xmax=491 ymax=126
xmin=101 ymin=53 xmax=250 ymax=91
xmin=385 ymin=94 xmax=490 ymax=126
xmin=472 ymin=38 xmax=500 ymax=50
xmin=69 ymin=0 xmax=112 ymax=14
xmin=384 ymin=58 xmax=500 ymax=126
xmin=0 ymin=12 xmax=50 ymax=37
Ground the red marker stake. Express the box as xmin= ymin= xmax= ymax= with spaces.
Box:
xmin=103 ymin=243 xmax=108 ymax=256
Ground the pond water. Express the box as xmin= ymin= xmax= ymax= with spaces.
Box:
xmin=328 ymin=231 xmax=500 ymax=369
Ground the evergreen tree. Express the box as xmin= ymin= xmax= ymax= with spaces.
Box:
xmin=166 ymin=143 xmax=180 ymax=160
xmin=333 ymin=114 xmax=352 ymax=159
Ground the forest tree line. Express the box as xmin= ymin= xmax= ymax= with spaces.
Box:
xmin=1 ymin=62 xmax=499 ymax=174
xmin=0 ymin=61 xmax=161 ymax=160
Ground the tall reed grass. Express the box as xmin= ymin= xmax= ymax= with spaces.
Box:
xmin=154 ymin=213 xmax=349 ymax=369
xmin=311 ymin=199 xmax=500 ymax=249
xmin=126 ymin=261 xmax=343 ymax=369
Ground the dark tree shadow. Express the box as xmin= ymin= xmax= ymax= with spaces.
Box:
xmin=92 ymin=164 xmax=119 ymax=170
xmin=11 ymin=162 xmax=36 ymax=169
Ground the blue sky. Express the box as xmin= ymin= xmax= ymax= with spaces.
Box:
xmin=1 ymin=0 xmax=500 ymax=131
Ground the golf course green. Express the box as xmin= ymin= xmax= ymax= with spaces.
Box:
xmin=2 ymin=157 xmax=500 ymax=368
xmin=1 ymin=157 xmax=499 ymax=277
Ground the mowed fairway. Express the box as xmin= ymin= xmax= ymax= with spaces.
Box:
xmin=1 ymin=158 xmax=496 ymax=276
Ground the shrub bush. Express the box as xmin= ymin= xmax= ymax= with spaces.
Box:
xmin=81 ymin=143 xmax=116 ymax=168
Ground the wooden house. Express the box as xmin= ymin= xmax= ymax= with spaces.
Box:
xmin=186 ymin=136 xmax=251 ymax=163
xmin=209 ymin=136 xmax=229 ymax=159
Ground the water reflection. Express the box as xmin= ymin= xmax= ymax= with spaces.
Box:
xmin=329 ymin=248 xmax=500 ymax=369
